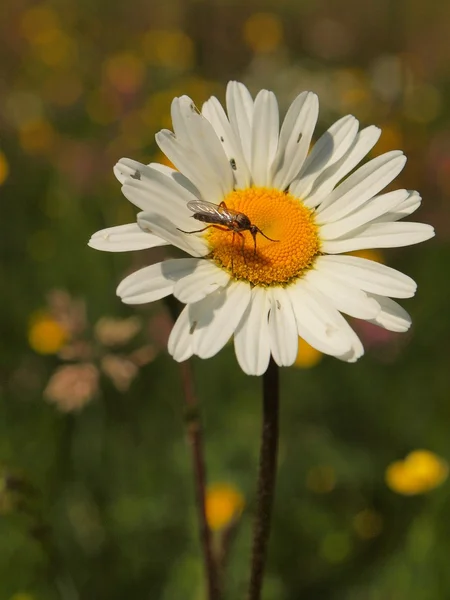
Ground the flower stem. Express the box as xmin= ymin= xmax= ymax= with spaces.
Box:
xmin=179 ymin=360 xmax=220 ymax=600
xmin=247 ymin=358 xmax=280 ymax=600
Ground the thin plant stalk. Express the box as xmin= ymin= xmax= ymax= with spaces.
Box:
xmin=247 ymin=358 xmax=280 ymax=600
xmin=179 ymin=360 xmax=220 ymax=600
xmin=164 ymin=286 xmax=219 ymax=599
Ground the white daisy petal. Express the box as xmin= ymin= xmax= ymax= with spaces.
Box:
xmin=190 ymin=281 xmax=252 ymax=359
xmin=147 ymin=162 xmax=201 ymax=198
xmin=251 ymin=90 xmax=279 ymax=186
xmin=113 ymin=159 xmax=144 ymax=184
xmin=155 ymin=130 xmax=225 ymax=204
xmin=286 ymin=282 xmax=361 ymax=358
xmin=226 ymin=81 xmax=254 ymax=168
xmin=268 ymin=288 xmax=298 ymax=367
xmin=305 ymin=125 xmax=382 ymax=209
xmin=172 ymin=96 xmax=234 ymax=195
xmin=377 ymin=190 xmax=422 ymax=222
xmin=173 ymin=261 xmax=230 ymax=304
xmin=290 ymin=115 xmax=359 ymax=199
xmin=88 ymin=223 xmax=168 ymax=252
xmin=234 ymin=287 xmax=271 ymax=376
xmin=117 ymin=258 xmax=200 ymax=305
xmin=138 ymin=212 xmax=208 ymax=257
xmin=304 ymin=269 xmax=380 ymax=319
xmin=316 ymin=151 xmax=407 ymax=223
xmin=316 ymin=255 xmax=417 ymax=299
xmin=272 ymin=92 xmax=319 ymax=191
xmin=321 ymin=221 xmax=435 ymax=253
xmin=168 ymin=305 xmax=194 ymax=362
xmin=202 ymin=96 xmax=251 ymax=189
xmin=366 ymin=294 xmax=412 ymax=332
xmin=319 ymin=189 xmax=410 ymax=239
xmin=118 ymin=159 xmax=197 ymax=224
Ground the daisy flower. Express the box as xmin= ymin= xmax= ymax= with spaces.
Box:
xmin=89 ymin=81 xmax=434 ymax=375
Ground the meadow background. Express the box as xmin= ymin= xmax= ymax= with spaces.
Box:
xmin=1 ymin=0 xmax=450 ymax=598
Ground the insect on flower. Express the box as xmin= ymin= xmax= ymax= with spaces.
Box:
xmin=178 ymin=200 xmax=279 ymax=268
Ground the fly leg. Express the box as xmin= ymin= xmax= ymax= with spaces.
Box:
xmin=236 ymin=231 xmax=247 ymax=266
xmin=231 ymin=231 xmax=235 ymax=273
xmin=177 ymin=224 xmax=230 ymax=234
xmin=177 ymin=225 xmax=214 ymax=234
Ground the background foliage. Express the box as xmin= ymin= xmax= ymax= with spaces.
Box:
xmin=1 ymin=0 xmax=449 ymax=598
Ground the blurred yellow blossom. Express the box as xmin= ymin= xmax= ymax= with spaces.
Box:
xmin=375 ymin=123 xmax=404 ymax=155
xmin=205 ymin=483 xmax=244 ymax=531
xmin=28 ymin=311 xmax=68 ymax=354
xmin=295 ymin=338 xmax=323 ymax=368
xmin=36 ymin=30 xmax=78 ymax=68
xmin=348 ymin=249 xmax=384 ymax=264
xmin=306 ymin=465 xmax=336 ymax=493
xmin=20 ymin=6 xmax=60 ymax=44
xmin=151 ymin=150 xmax=176 ymax=171
xmin=9 ymin=594 xmax=35 ymax=600
xmin=44 ymin=363 xmax=99 ymax=412
xmin=386 ymin=450 xmax=448 ymax=495
xmin=142 ymin=30 xmax=194 ymax=70
xmin=243 ymin=13 xmax=283 ymax=53
xmin=0 ymin=150 xmax=9 ymax=185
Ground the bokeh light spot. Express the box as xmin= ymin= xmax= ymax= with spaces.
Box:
xmin=295 ymin=338 xmax=323 ymax=368
xmin=142 ymin=30 xmax=194 ymax=70
xmin=19 ymin=120 xmax=57 ymax=155
xmin=320 ymin=532 xmax=351 ymax=563
xmin=0 ymin=151 xmax=10 ymax=185
xmin=385 ymin=450 xmax=448 ymax=495
xmin=243 ymin=13 xmax=283 ymax=53
xmin=353 ymin=509 xmax=383 ymax=539
xmin=104 ymin=53 xmax=145 ymax=95
xmin=348 ymin=249 xmax=385 ymax=263
xmin=205 ymin=483 xmax=244 ymax=531
xmin=28 ymin=311 xmax=69 ymax=354
xmin=306 ymin=465 xmax=336 ymax=493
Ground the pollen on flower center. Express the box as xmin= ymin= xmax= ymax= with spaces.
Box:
xmin=206 ymin=187 xmax=320 ymax=286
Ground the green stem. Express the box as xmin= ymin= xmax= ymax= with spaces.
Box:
xmin=247 ymin=358 xmax=280 ymax=600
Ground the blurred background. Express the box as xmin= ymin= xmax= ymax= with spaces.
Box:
xmin=1 ymin=0 xmax=449 ymax=598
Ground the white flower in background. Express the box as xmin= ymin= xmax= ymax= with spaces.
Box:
xmin=89 ymin=81 xmax=434 ymax=375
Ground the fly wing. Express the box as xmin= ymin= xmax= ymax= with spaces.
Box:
xmin=186 ymin=200 xmax=225 ymax=218
xmin=186 ymin=199 xmax=244 ymax=219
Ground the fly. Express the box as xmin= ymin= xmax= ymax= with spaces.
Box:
xmin=177 ymin=200 xmax=279 ymax=269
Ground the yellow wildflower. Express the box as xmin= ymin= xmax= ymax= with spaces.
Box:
xmin=295 ymin=338 xmax=323 ymax=368
xmin=385 ymin=450 xmax=448 ymax=495
xmin=205 ymin=483 xmax=244 ymax=531
xmin=28 ymin=311 xmax=68 ymax=354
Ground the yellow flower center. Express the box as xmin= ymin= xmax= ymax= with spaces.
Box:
xmin=206 ymin=187 xmax=320 ymax=286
